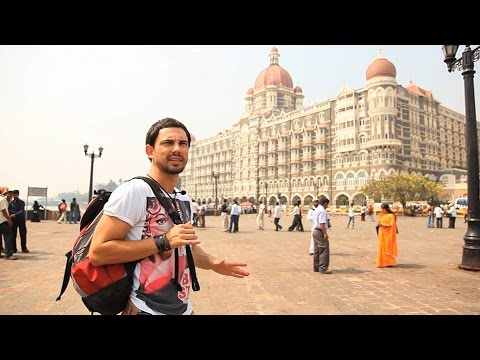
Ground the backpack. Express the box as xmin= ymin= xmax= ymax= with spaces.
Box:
xmin=59 ymin=203 xmax=67 ymax=212
xmin=56 ymin=176 xmax=200 ymax=315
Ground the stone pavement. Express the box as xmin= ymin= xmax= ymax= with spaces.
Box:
xmin=1 ymin=214 xmax=479 ymax=315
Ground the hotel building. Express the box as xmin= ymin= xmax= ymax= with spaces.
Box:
xmin=183 ymin=46 xmax=471 ymax=208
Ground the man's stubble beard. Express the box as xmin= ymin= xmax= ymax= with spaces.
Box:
xmin=157 ymin=159 xmax=186 ymax=175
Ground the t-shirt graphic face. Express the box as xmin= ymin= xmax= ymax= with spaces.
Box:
xmin=135 ymin=196 xmax=191 ymax=314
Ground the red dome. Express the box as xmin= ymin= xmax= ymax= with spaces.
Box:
xmin=254 ymin=65 xmax=293 ymax=89
xmin=294 ymin=85 xmax=303 ymax=93
xmin=254 ymin=47 xmax=294 ymax=90
xmin=246 ymin=87 xmax=254 ymax=95
xmin=190 ymin=134 xmax=196 ymax=144
xmin=366 ymin=57 xmax=397 ymax=80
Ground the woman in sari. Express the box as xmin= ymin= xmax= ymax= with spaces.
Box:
xmin=376 ymin=203 xmax=398 ymax=267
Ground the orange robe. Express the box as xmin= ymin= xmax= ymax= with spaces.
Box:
xmin=376 ymin=213 xmax=398 ymax=267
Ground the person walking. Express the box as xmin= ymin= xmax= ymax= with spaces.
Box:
xmin=57 ymin=199 xmax=67 ymax=224
xmin=367 ymin=204 xmax=375 ymax=222
xmin=89 ymin=117 xmax=249 ymax=315
xmin=288 ymin=200 xmax=304 ymax=232
xmin=376 ymin=203 xmax=398 ymax=268
xmin=307 ymin=199 xmax=319 ymax=255
xmin=346 ymin=203 xmax=355 ymax=229
xmin=312 ymin=196 xmax=332 ymax=274
xmin=256 ymin=201 xmax=266 ymax=230
xmin=220 ymin=199 xmax=229 ymax=232
xmin=273 ymin=202 xmax=283 ymax=231
xmin=9 ymin=190 xmax=28 ymax=253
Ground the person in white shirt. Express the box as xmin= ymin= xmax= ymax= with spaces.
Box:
xmin=256 ymin=201 xmax=266 ymax=230
xmin=220 ymin=199 xmax=229 ymax=232
xmin=434 ymin=205 xmax=444 ymax=228
xmin=312 ymin=196 xmax=332 ymax=274
xmin=191 ymin=200 xmax=199 ymax=227
xmin=228 ymin=200 xmax=241 ymax=233
xmin=346 ymin=203 xmax=355 ymax=229
xmin=273 ymin=202 xmax=283 ymax=231
xmin=307 ymin=199 xmax=319 ymax=255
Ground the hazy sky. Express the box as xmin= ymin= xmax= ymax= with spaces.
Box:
xmin=1 ymin=45 xmax=478 ymax=198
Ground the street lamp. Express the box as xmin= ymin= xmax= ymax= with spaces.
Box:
xmin=264 ymin=182 xmax=269 ymax=205
xmin=442 ymin=45 xmax=480 ymax=271
xmin=212 ymin=171 xmax=220 ymax=215
xmin=84 ymin=144 xmax=103 ymax=202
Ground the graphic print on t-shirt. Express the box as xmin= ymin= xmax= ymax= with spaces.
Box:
xmin=134 ymin=195 xmax=192 ymax=314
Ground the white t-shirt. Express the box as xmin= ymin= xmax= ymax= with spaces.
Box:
xmin=103 ymin=179 xmax=194 ymax=315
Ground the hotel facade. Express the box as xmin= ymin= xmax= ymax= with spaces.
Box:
xmin=183 ymin=47 xmax=472 ymax=208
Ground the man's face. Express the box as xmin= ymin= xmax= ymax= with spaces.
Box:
xmin=148 ymin=127 xmax=189 ymax=175
xmin=313 ymin=200 xmax=319 ymax=208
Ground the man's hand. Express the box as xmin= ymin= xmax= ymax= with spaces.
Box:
xmin=166 ymin=222 xmax=201 ymax=249
xmin=212 ymin=259 xmax=250 ymax=278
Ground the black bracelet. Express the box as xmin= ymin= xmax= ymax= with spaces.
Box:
xmin=153 ymin=234 xmax=171 ymax=252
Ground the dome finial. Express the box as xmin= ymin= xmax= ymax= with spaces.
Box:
xmin=377 ymin=45 xmax=383 ymax=58
xmin=269 ymin=46 xmax=280 ymax=65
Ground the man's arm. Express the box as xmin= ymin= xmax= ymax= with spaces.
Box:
xmin=90 ymin=215 xmax=201 ymax=267
xmin=192 ymin=244 xmax=249 ymax=278
xmin=1 ymin=209 xmax=12 ymax=227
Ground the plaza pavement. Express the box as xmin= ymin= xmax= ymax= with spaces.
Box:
xmin=1 ymin=213 xmax=479 ymax=315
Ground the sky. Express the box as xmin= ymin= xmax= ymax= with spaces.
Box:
xmin=1 ymin=45 xmax=479 ymax=199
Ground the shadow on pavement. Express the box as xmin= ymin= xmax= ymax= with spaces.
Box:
xmin=332 ymin=267 xmax=371 ymax=274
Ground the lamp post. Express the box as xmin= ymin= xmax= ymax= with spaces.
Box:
xmin=277 ymin=192 xmax=281 ymax=204
xmin=264 ymin=182 xmax=269 ymax=205
xmin=314 ymin=180 xmax=319 ymax=199
xmin=442 ymin=45 xmax=480 ymax=271
xmin=212 ymin=171 xmax=220 ymax=215
xmin=84 ymin=144 xmax=103 ymax=202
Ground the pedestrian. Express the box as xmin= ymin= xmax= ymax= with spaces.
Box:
xmin=448 ymin=204 xmax=457 ymax=229
xmin=273 ymin=202 xmax=283 ymax=231
xmin=69 ymin=198 xmax=80 ymax=224
xmin=89 ymin=117 xmax=249 ymax=315
xmin=191 ymin=199 xmax=198 ymax=227
xmin=346 ymin=203 xmax=355 ymax=229
xmin=307 ymin=199 xmax=319 ymax=255
xmin=220 ymin=199 xmax=229 ymax=232
xmin=0 ymin=186 xmax=17 ymax=260
xmin=9 ymin=190 xmax=28 ymax=253
xmin=312 ymin=196 xmax=332 ymax=274
xmin=228 ymin=200 xmax=240 ymax=233
xmin=367 ymin=204 xmax=375 ymax=222
xmin=31 ymin=201 xmax=45 ymax=222
xmin=57 ymin=199 xmax=67 ymax=224
xmin=376 ymin=203 xmax=398 ymax=268
xmin=288 ymin=200 xmax=304 ymax=232
xmin=434 ymin=205 xmax=444 ymax=228
xmin=361 ymin=204 xmax=366 ymax=221
xmin=256 ymin=201 xmax=265 ymax=230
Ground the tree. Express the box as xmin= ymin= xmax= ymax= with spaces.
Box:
xmin=360 ymin=173 xmax=445 ymax=209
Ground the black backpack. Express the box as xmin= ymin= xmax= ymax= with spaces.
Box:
xmin=56 ymin=176 xmax=200 ymax=315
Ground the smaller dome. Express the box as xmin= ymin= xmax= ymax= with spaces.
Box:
xmin=190 ymin=134 xmax=196 ymax=145
xmin=366 ymin=57 xmax=397 ymax=80
xmin=246 ymin=87 xmax=254 ymax=95
xmin=269 ymin=46 xmax=279 ymax=54
xmin=294 ymin=85 xmax=303 ymax=93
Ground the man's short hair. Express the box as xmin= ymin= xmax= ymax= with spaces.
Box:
xmin=146 ymin=118 xmax=191 ymax=147
xmin=318 ymin=195 xmax=330 ymax=206
xmin=12 ymin=190 xmax=19 ymax=195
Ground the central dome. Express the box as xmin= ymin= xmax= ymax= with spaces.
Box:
xmin=253 ymin=47 xmax=294 ymax=90
xmin=366 ymin=49 xmax=397 ymax=81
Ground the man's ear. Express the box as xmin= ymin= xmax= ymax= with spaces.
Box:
xmin=146 ymin=144 xmax=154 ymax=159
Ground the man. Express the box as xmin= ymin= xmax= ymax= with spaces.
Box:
xmin=228 ymin=200 xmax=240 ymax=233
xmin=69 ymin=198 xmax=80 ymax=224
xmin=9 ymin=190 xmax=28 ymax=253
xmin=312 ymin=196 xmax=332 ymax=274
xmin=273 ymin=202 xmax=282 ymax=231
xmin=256 ymin=201 xmax=265 ymax=230
xmin=0 ymin=187 xmax=17 ymax=260
xmin=90 ymin=118 xmax=249 ymax=315
xmin=307 ymin=199 xmax=319 ymax=255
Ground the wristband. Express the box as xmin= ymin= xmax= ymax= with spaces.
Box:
xmin=154 ymin=234 xmax=171 ymax=252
